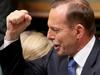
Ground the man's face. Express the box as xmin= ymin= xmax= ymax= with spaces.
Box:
xmin=47 ymin=5 xmax=78 ymax=56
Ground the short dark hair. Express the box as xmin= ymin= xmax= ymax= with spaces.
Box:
xmin=51 ymin=0 xmax=96 ymax=36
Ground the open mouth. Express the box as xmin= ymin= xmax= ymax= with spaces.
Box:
xmin=53 ymin=40 xmax=61 ymax=51
xmin=54 ymin=44 xmax=60 ymax=51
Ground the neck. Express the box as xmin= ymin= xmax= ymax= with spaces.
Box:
xmin=77 ymin=35 xmax=93 ymax=52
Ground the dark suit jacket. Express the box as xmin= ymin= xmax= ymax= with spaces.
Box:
xmin=0 ymin=39 xmax=100 ymax=75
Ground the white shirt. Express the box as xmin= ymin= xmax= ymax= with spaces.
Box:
xmin=74 ymin=36 xmax=96 ymax=75
xmin=0 ymin=39 xmax=17 ymax=50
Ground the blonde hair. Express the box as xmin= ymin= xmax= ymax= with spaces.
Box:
xmin=20 ymin=31 xmax=53 ymax=61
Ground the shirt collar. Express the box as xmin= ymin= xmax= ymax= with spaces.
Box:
xmin=74 ymin=36 xmax=96 ymax=67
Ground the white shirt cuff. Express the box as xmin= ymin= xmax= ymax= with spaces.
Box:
xmin=0 ymin=39 xmax=18 ymax=50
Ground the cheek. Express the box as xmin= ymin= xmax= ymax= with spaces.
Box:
xmin=56 ymin=33 xmax=65 ymax=43
xmin=55 ymin=30 xmax=76 ymax=45
xmin=62 ymin=33 xmax=76 ymax=47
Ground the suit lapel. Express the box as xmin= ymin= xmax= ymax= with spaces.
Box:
xmin=57 ymin=56 xmax=68 ymax=75
xmin=81 ymin=40 xmax=100 ymax=75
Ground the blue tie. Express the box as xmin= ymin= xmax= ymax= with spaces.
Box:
xmin=67 ymin=58 xmax=77 ymax=75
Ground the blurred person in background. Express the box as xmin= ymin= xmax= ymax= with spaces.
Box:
xmin=20 ymin=31 xmax=53 ymax=61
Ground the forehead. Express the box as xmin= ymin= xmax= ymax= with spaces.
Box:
xmin=49 ymin=4 xmax=69 ymax=17
xmin=48 ymin=4 xmax=69 ymax=25
xmin=53 ymin=4 xmax=68 ymax=15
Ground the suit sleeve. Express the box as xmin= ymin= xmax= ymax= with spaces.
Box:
xmin=0 ymin=39 xmax=49 ymax=75
xmin=0 ymin=39 xmax=25 ymax=75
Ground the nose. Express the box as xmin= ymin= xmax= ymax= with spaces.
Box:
xmin=47 ymin=30 xmax=55 ymax=40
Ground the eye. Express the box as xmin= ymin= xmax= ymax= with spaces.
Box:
xmin=53 ymin=28 xmax=59 ymax=31
xmin=52 ymin=28 xmax=59 ymax=32
xmin=54 ymin=29 xmax=59 ymax=31
xmin=48 ymin=26 xmax=61 ymax=33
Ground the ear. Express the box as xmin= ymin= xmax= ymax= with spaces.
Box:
xmin=74 ymin=24 xmax=85 ymax=39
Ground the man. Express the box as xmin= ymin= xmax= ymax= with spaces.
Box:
xmin=0 ymin=0 xmax=100 ymax=75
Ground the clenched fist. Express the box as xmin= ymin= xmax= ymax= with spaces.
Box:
xmin=5 ymin=10 xmax=32 ymax=41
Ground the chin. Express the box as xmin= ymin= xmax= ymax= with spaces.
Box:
xmin=57 ymin=50 xmax=67 ymax=56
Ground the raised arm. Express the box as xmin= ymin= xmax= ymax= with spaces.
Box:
xmin=0 ymin=10 xmax=48 ymax=75
xmin=5 ymin=10 xmax=32 ymax=41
